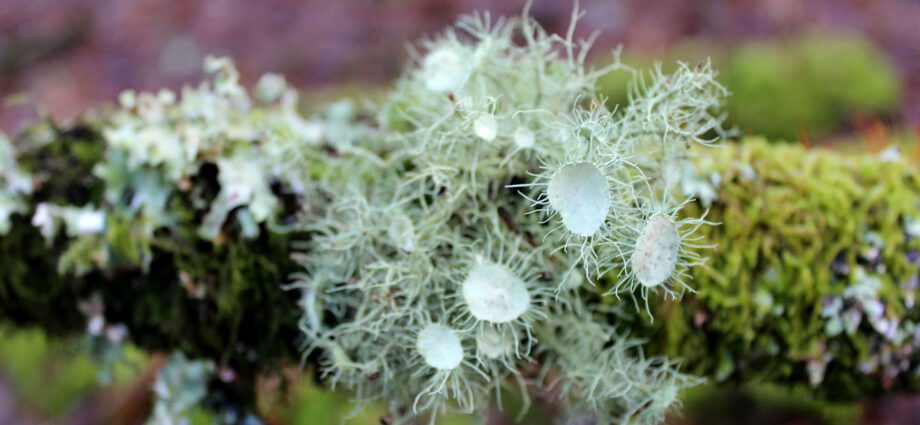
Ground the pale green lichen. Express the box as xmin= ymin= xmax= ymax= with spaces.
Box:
xmin=0 ymin=131 xmax=33 ymax=235
xmin=34 ymin=54 xmax=325 ymax=273
xmin=148 ymin=353 xmax=213 ymax=425
xmin=100 ymin=56 xmax=295 ymax=238
xmin=289 ymin=5 xmax=726 ymax=424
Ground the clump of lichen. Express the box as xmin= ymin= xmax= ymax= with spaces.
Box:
xmin=288 ymin=6 xmax=727 ymax=424
xmin=627 ymin=137 xmax=920 ymax=400
xmin=0 ymin=57 xmax=313 ymax=417
xmin=149 ymin=353 xmax=213 ymax=425
xmin=0 ymin=132 xmax=32 ymax=235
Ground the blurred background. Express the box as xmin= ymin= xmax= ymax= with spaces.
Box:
xmin=2 ymin=0 xmax=920 ymax=140
xmin=1 ymin=0 xmax=919 ymax=424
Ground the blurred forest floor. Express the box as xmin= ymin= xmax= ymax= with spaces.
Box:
xmin=1 ymin=0 xmax=919 ymax=134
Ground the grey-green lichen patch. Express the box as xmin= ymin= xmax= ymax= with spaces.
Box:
xmin=149 ymin=353 xmax=213 ymax=425
xmin=0 ymin=131 xmax=33 ymax=235
xmin=20 ymin=54 xmax=329 ymax=275
xmin=97 ymin=55 xmax=305 ymax=245
xmin=0 ymin=61 xmax=312 ymax=416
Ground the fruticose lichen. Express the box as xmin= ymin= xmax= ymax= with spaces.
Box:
xmin=289 ymin=6 xmax=728 ymax=424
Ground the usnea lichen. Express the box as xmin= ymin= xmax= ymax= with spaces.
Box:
xmin=290 ymin=5 xmax=727 ymax=424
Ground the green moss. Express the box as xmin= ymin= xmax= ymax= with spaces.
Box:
xmin=725 ymin=32 xmax=899 ymax=140
xmin=621 ymin=138 xmax=920 ymax=400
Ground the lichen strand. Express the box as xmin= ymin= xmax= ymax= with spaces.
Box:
xmin=624 ymin=137 xmax=920 ymax=400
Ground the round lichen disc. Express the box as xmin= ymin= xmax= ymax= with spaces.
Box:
xmin=632 ymin=214 xmax=680 ymax=287
xmin=416 ymin=324 xmax=464 ymax=370
xmin=514 ymin=127 xmax=534 ymax=149
xmin=462 ymin=263 xmax=530 ymax=323
xmin=547 ymin=162 xmax=610 ymax=237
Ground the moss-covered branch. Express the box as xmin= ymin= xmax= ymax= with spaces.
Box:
xmin=0 ymin=120 xmax=304 ymax=411
xmin=3 ymin=120 xmax=917 ymax=406
xmin=0 ymin=10 xmax=917 ymax=423
xmin=626 ymin=138 xmax=920 ymax=400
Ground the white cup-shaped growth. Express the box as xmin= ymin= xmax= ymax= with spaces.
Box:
xmin=547 ymin=162 xmax=610 ymax=237
xmin=631 ymin=214 xmax=680 ymax=287
xmin=462 ymin=263 xmax=530 ymax=323
xmin=416 ymin=324 xmax=464 ymax=370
